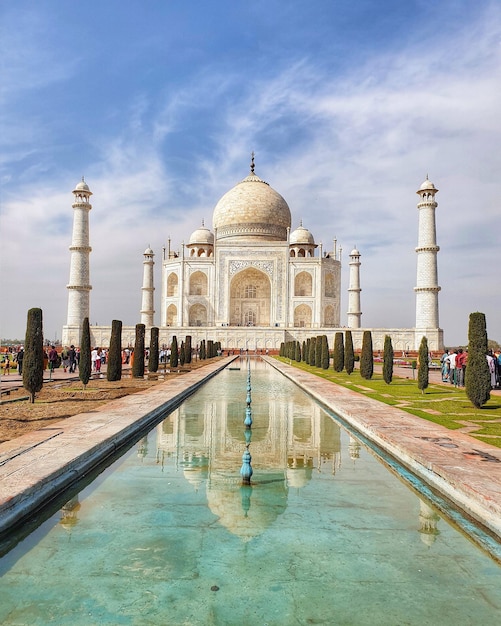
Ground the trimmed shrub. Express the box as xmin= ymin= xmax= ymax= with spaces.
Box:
xmin=315 ymin=335 xmax=322 ymax=367
xmin=180 ymin=341 xmax=186 ymax=366
xmin=79 ymin=317 xmax=92 ymax=388
xmin=185 ymin=335 xmax=192 ymax=364
xmin=383 ymin=335 xmax=394 ymax=384
xmin=466 ymin=312 xmax=491 ymax=408
xmin=360 ymin=331 xmax=374 ymax=379
xmin=149 ymin=326 xmax=159 ymax=373
xmin=295 ymin=341 xmax=301 ymax=362
xmin=132 ymin=324 xmax=146 ymax=378
xmin=333 ymin=332 xmax=344 ymax=372
xmin=321 ymin=335 xmax=330 ymax=369
xmin=107 ymin=319 xmax=123 ymax=381
xmin=344 ymin=331 xmax=354 ymax=375
xmin=418 ymin=336 xmax=429 ymax=393
xmin=279 ymin=342 xmax=285 ymax=357
xmin=170 ymin=336 xmax=179 ymax=367
xmin=23 ymin=307 xmax=44 ymax=403
xmin=309 ymin=337 xmax=316 ymax=366
xmin=302 ymin=340 xmax=307 ymax=362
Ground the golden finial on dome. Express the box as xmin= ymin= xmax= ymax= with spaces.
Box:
xmin=250 ymin=151 xmax=255 ymax=174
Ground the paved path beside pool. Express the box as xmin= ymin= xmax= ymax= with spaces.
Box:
xmin=0 ymin=358 xmax=234 ymax=536
xmin=266 ymin=358 xmax=501 ymax=546
xmin=1 ymin=356 xmax=500 ymax=554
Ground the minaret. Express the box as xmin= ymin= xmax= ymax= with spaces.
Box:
xmin=66 ymin=178 xmax=92 ymax=327
xmin=140 ymin=246 xmax=155 ymax=326
xmin=415 ymin=177 xmax=440 ymax=329
xmin=347 ymin=247 xmax=361 ymax=328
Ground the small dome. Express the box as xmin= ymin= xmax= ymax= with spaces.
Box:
xmin=144 ymin=246 xmax=154 ymax=255
xmin=74 ymin=177 xmax=90 ymax=192
xmin=418 ymin=177 xmax=437 ymax=192
xmin=350 ymin=247 xmax=360 ymax=256
xmin=290 ymin=224 xmax=315 ymax=245
xmin=213 ymin=170 xmax=291 ymax=242
xmin=188 ymin=224 xmax=214 ymax=246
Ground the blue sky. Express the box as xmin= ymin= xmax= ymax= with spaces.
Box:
xmin=1 ymin=0 xmax=500 ymax=345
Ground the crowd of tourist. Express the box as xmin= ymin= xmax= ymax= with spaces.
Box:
xmin=440 ymin=348 xmax=501 ymax=389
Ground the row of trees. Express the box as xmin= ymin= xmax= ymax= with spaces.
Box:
xmin=22 ymin=311 xmax=222 ymax=401
xmin=21 ymin=309 xmax=493 ymax=407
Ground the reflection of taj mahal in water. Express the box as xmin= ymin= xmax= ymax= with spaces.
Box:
xmin=62 ymin=156 xmax=444 ymax=351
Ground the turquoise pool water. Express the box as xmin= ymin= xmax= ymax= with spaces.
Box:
xmin=0 ymin=358 xmax=500 ymax=625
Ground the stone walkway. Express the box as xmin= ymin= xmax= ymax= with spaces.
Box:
xmin=0 ymin=357 xmax=500 ymax=554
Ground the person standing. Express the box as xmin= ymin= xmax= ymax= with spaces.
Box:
xmin=48 ymin=345 xmax=58 ymax=379
xmin=16 ymin=346 xmax=24 ymax=375
xmin=61 ymin=346 xmax=70 ymax=373
xmin=455 ymin=349 xmax=465 ymax=387
xmin=68 ymin=345 xmax=77 ymax=373
xmin=448 ymin=348 xmax=457 ymax=385
xmin=440 ymin=349 xmax=449 ymax=382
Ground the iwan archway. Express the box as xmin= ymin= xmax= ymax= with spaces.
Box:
xmin=229 ymin=267 xmax=271 ymax=326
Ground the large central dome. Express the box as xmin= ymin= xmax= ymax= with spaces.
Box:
xmin=213 ymin=169 xmax=291 ymax=241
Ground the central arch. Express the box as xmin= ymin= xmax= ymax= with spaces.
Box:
xmin=229 ymin=267 xmax=271 ymax=326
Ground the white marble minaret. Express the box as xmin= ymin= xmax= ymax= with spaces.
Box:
xmin=140 ymin=246 xmax=155 ymax=326
xmin=66 ymin=178 xmax=92 ymax=328
xmin=415 ymin=177 xmax=440 ymax=329
xmin=347 ymin=247 xmax=362 ymax=328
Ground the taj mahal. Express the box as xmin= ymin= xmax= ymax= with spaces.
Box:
xmin=62 ymin=156 xmax=444 ymax=352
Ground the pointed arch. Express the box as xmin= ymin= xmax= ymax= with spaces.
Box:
xmin=189 ymin=271 xmax=208 ymax=296
xmin=294 ymin=304 xmax=312 ymax=327
xmin=230 ymin=267 xmax=271 ymax=326
xmin=294 ymin=271 xmax=312 ymax=297
xmin=189 ymin=303 xmax=207 ymax=326
xmin=167 ymin=273 xmax=178 ymax=297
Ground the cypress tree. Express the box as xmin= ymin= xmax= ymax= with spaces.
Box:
xmin=360 ymin=331 xmax=374 ymax=379
xmin=279 ymin=342 xmax=285 ymax=357
xmin=345 ymin=330 xmax=354 ymax=375
xmin=321 ymin=335 xmax=330 ymax=369
xmin=185 ymin=335 xmax=192 ymax=364
xmin=309 ymin=337 xmax=316 ymax=366
xmin=180 ymin=341 xmax=186 ymax=366
xmin=200 ymin=340 xmax=206 ymax=360
xmin=305 ymin=338 xmax=311 ymax=364
xmin=315 ymin=335 xmax=322 ymax=367
xmin=333 ymin=332 xmax=344 ymax=372
xmin=465 ymin=312 xmax=491 ymax=408
xmin=107 ymin=319 xmax=123 ymax=381
xmin=79 ymin=317 xmax=92 ymax=388
xmin=132 ymin=324 xmax=146 ymax=378
xmin=170 ymin=336 xmax=179 ymax=367
xmin=295 ymin=341 xmax=301 ymax=362
xmin=383 ymin=335 xmax=394 ymax=384
xmin=418 ymin=336 xmax=429 ymax=394
xmin=302 ymin=340 xmax=307 ymax=362
xmin=149 ymin=326 xmax=159 ymax=373
xmin=23 ymin=307 xmax=44 ymax=403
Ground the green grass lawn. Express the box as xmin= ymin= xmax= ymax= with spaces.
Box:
xmin=276 ymin=358 xmax=501 ymax=448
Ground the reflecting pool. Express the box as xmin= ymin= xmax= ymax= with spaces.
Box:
xmin=1 ymin=358 xmax=500 ymax=625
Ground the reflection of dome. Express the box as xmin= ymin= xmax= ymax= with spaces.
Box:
xmin=290 ymin=224 xmax=315 ymax=245
xmin=189 ymin=224 xmax=214 ymax=246
xmin=213 ymin=170 xmax=291 ymax=242
xmin=286 ymin=465 xmax=313 ymax=489
xmin=206 ymin=472 xmax=288 ymax=541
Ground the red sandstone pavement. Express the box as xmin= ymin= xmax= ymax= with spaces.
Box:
xmin=0 ymin=357 xmax=500 ymax=553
